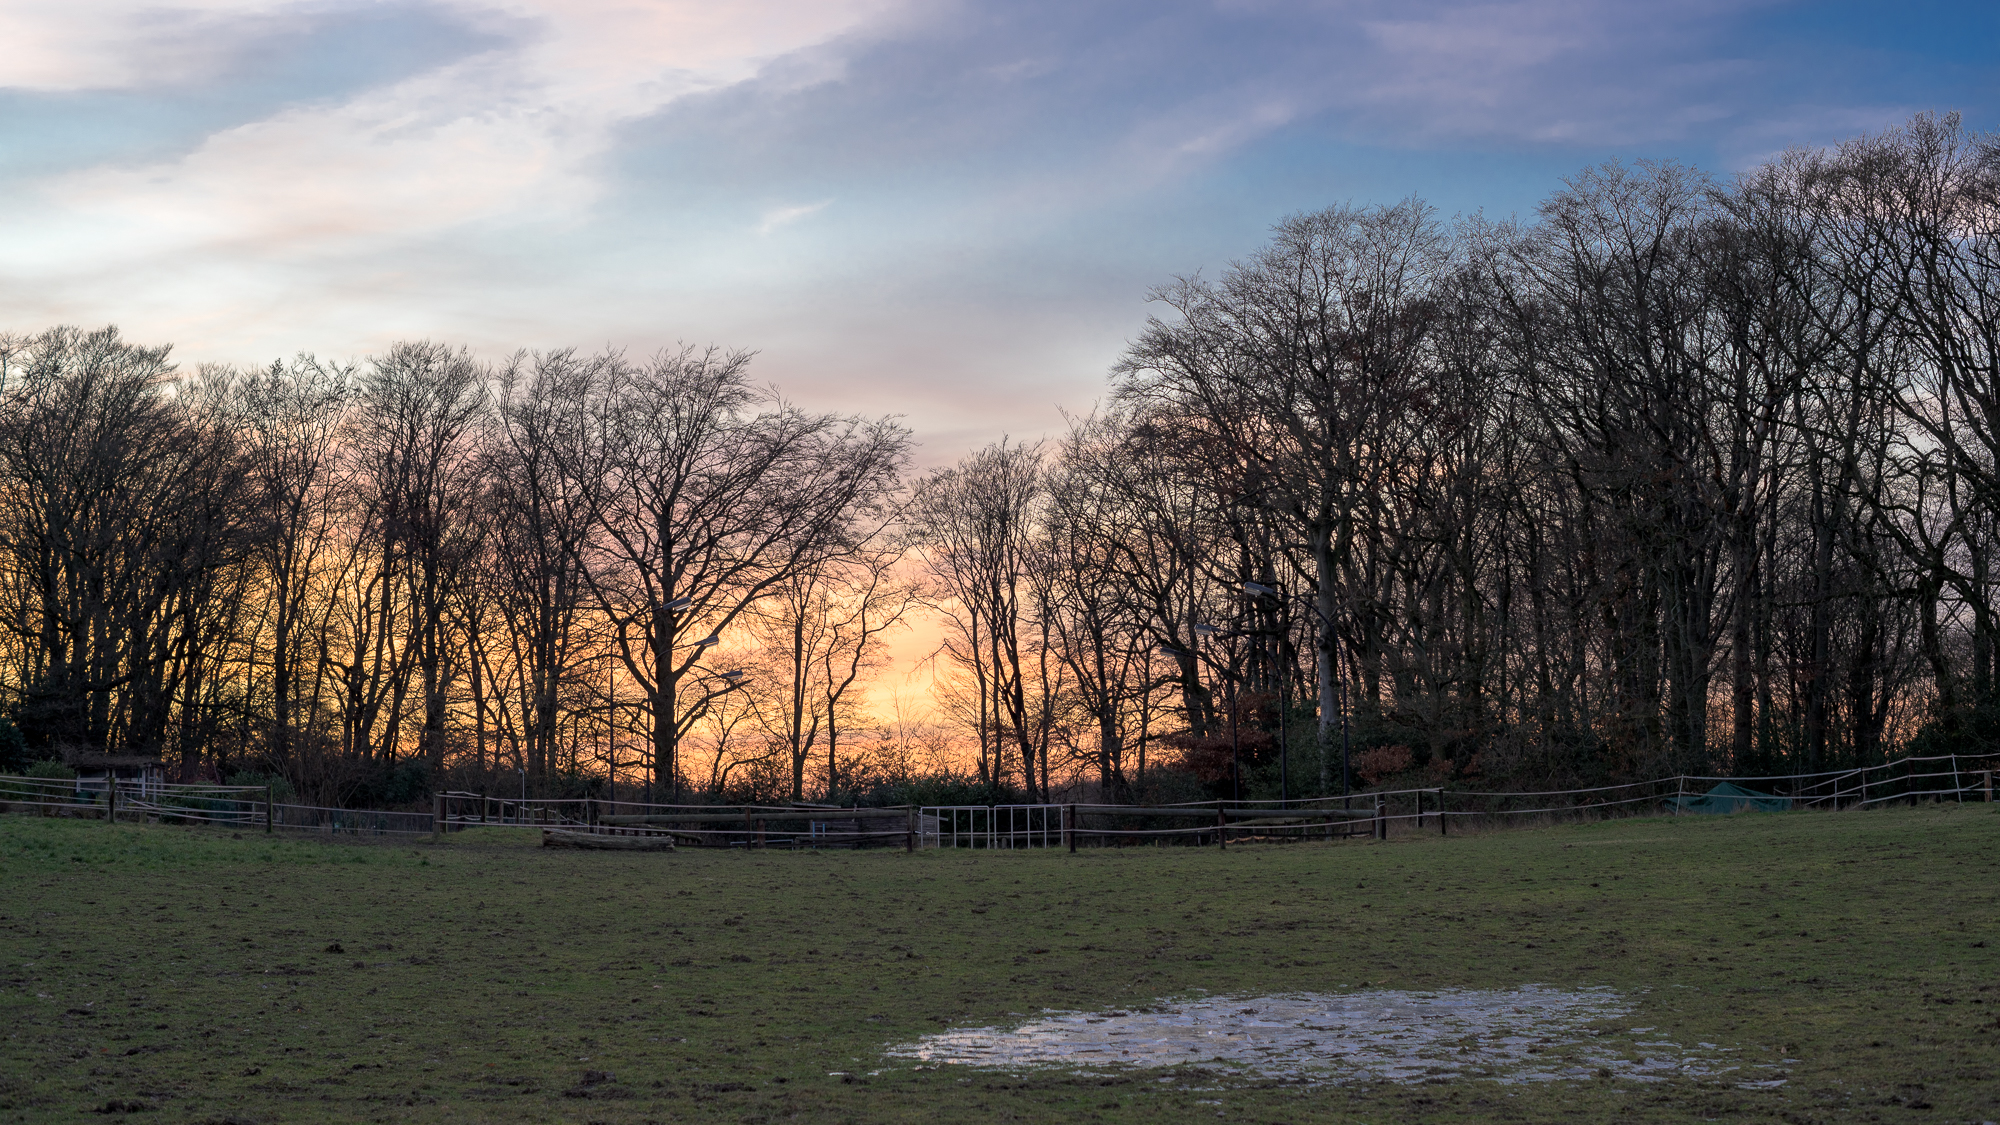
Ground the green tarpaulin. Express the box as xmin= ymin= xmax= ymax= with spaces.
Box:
xmin=1667 ymin=780 xmax=1792 ymax=814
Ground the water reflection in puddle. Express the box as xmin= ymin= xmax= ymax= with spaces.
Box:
xmin=889 ymin=986 xmax=1786 ymax=1088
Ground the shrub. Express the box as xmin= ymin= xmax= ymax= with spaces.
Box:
xmin=24 ymin=759 xmax=76 ymax=781
xmin=868 ymin=775 xmax=1023 ymax=808
xmin=225 ymin=771 xmax=297 ymax=802
xmin=1154 ymin=728 xmax=1275 ymax=791
xmin=1131 ymin=766 xmax=1210 ymax=806
xmin=545 ymin=768 xmax=604 ymax=801
xmin=0 ymin=716 xmax=26 ymax=774
xmin=1906 ymin=702 xmax=2000 ymax=759
xmin=1354 ymin=744 xmax=1414 ymax=785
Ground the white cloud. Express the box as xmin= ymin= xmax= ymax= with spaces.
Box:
xmin=1062 ymin=0 xmax=1789 ymax=184
xmin=757 ymin=200 xmax=833 ymax=234
xmin=1 ymin=0 xmax=906 ymax=265
xmin=0 ymin=0 xmax=1949 ymax=442
xmin=0 ymin=0 xmax=284 ymax=90
xmin=1349 ymin=0 xmax=1767 ymax=146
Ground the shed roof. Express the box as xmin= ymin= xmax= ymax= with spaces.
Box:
xmin=62 ymin=751 xmax=166 ymax=769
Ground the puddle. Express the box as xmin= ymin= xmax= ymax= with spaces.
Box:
xmin=889 ymin=986 xmax=1786 ymax=1088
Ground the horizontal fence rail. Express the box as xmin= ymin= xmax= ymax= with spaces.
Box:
xmin=270 ymin=803 xmax=434 ymax=836
xmin=0 ymin=776 xmax=447 ymax=837
xmin=428 ymin=794 xmax=927 ymax=850
xmin=0 ymin=776 xmax=271 ymax=826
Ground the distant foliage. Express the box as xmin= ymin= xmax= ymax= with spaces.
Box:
xmin=224 ymin=771 xmax=298 ymax=803
xmin=0 ymin=716 xmax=27 ymax=774
xmin=1354 ymin=745 xmax=1414 ymax=786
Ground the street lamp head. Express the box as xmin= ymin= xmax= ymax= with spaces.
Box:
xmin=693 ymin=634 xmax=721 ymax=648
xmin=1157 ymin=645 xmax=1190 ymax=659
xmin=1243 ymin=581 xmax=1277 ymax=598
xmin=720 ymin=670 xmax=745 ymax=681
xmin=1192 ymin=623 xmax=1219 ymax=637
xmin=663 ymin=595 xmax=693 ymax=611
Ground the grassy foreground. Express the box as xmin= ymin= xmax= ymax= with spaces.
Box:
xmin=1 ymin=805 xmax=1996 ymax=1124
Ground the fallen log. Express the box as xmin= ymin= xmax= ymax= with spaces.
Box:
xmin=542 ymin=829 xmax=676 ymax=851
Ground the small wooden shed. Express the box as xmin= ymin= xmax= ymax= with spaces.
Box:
xmin=66 ymin=752 xmax=167 ymax=798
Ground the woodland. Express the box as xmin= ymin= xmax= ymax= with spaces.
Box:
xmin=4 ymin=114 xmax=2000 ymax=807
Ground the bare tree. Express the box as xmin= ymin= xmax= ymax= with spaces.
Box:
xmin=1116 ymin=201 xmax=1455 ymax=785
xmin=483 ymin=348 xmax=618 ymax=783
xmin=0 ymin=327 xmax=251 ymax=761
xmin=747 ymin=539 xmax=914 ymax=800
xmin=349 ymin=342 xmax=488 ymax=776
xmin=909 ymin=440 xmax=1060 ymax=799
xmin=237 ymin=355 xmax=353 ymax=776
xmin=580 ymin=347 xmax=911 ymax=797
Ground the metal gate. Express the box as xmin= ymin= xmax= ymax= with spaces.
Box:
xmin=921 ymin=805 xmax=1063 ymax=848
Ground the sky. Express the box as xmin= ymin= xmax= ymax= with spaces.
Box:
xmin=3 ymin=0 xmax=1998 ymax=464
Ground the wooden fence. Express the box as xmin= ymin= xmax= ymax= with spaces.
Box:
xmin=6 ymin=751 xmax=1991 ymax=850
xmin=0 ymin=776 xmax=431 ymax=837
xmin=0 ymin=775 xmax=271 ymax=827
xmin=430 ymin=793 xmax=924 ymax=850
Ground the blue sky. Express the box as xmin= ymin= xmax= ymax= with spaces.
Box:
xmin=3 ymin=0 xmax=1996 ymax=462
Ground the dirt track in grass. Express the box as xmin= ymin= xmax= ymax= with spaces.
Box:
xmin=1 ymin=804 xmax=1995 ymax=1123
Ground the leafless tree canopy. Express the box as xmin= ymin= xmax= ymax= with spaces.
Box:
xmin=4 ymin=114 xmax=2000 ymax=804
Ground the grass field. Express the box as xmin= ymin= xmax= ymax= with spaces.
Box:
xmin=1 ymin=804 xmax=1996 ymax=1123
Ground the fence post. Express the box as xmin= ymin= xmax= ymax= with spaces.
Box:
xmin=1216 ymin=804 xmax=1226 ymax=850
xmin=1374 ymin=795 xmax=1385 ymax=840
xmin=432 ymin=793 xmax=444 ymax=840
xmin=1986 ymin=770 xmax=1994 ymax=802
xmin=106 ymin=779 xmax=117 ymax=825
xmin=1064 ymin=804 xmax=1075 ymax=854
xmin=1438 ymin=789 xmax=1446 ymax=836
xmin=265 ymin=785 xmax=274 ymax=834
xmin=906 ymin=807 xmax=916 ymax=854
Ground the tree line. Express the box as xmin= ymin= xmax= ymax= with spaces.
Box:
xmin=914 ymin=112 xmax=2000 ymax=800
xmin=0 ymin=335 xmax=912 ymax=802
xmin=4 ymin=114 xmax=1998 ymax=805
